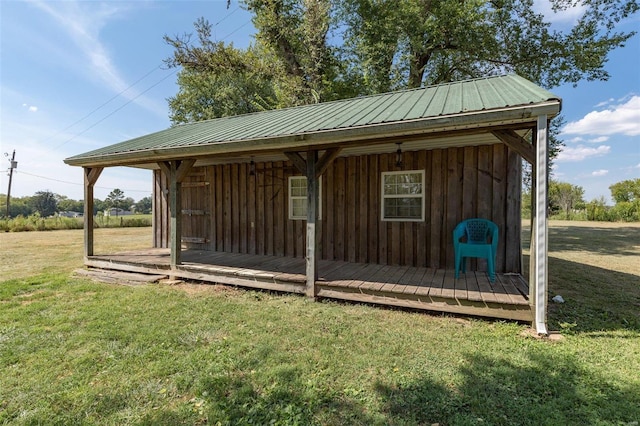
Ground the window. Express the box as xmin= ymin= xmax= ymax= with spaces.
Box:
xmin=289 ymin=176 xmax=322 ymax=220
xmin=381 ymin=170 xmax=425 ymax=221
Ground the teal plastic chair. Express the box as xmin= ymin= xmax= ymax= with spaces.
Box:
xmin=453 ymin=219 xmax=498 ymax=282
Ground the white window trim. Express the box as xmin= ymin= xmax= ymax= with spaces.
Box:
xmin=381 ymin=170 xmax=425 ymax=222
xmin=288 ymin=176 xmax=322 ymax=220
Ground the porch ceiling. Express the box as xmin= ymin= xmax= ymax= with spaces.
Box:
xmin=64 ymin=74 xmax=560 ymax=168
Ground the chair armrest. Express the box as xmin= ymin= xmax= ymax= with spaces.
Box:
xmin=490 ymin=223 xmax=499 ymax=254
xmin=453 ymin=222 xmax=466 ymax=245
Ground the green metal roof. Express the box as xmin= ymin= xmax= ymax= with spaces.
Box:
xmin=65 ymin=74 xmax=561 ymax=167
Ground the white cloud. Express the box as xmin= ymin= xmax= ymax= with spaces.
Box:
xmin=563 ymin=95 xmax=640 ymax=136
xmin=28 ymin=1 xmax=166 ymax=118
xmin=30 ymin=1 xmax=126 ymax=90
xmin=588 ymin=136 xmax=609 ymax=143
xmin=636 ymin=163 xmax=640 ymax=169
xmin=22 ymin=103 xmax=38 ymax=112
xmin=557 ymin=145 xmax=611 ymax=162
xmin=595 ymin=98 xmax=615 ymax=108
xmin=533 ymin=0 xmax=586 ymax=25
xmin=591 ymin=169 xmax=608 ymax=177
xmin=569 ymin=137 xmax=584 ymax=143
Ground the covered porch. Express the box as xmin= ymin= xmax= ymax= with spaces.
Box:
xmin=66 ymin=75 xmax=560 ymax=333
xmin=84 ymin=249 xmax=532 ymax=321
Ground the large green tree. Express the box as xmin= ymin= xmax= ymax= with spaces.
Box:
xmin=165 ymin=0 xmax=637 ymax=179
xmin=105 ymin=189 xmax=126 ymax=216
xmin=30 ymin=190 xmax=58 ymax=217
xmin=165 ymin=0 xmax=637 ymax=124
xmin=609 ymin=178 xmax=640 ymax=203
xmin=338 ymin=0 xmax=637 ymax=91
xmin=549 ymin=180 xmax=585 ymax=219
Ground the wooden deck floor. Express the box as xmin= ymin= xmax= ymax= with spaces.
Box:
xmin=86 ymin=249 xmax=532 ymax=321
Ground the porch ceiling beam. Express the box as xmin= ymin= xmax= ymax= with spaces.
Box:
xmin=157 ymin=161 xmax=171 ymax=177
xmin=85 ymin=167 xmax=103 ymax=186
xmin=492 ymin=129 xmax=535 ymax=164
xmin=314 ymin=147 xmax=342 ymax=179
xmin=285 ymin=148 xmax=343 ymax=178
xmin=158 ymin=159 xmax=195 ymax=183
xmin=175 ymin=159 xmax=196 ymax=183
xmin=284 ymin=152 xmax=307 ymax=175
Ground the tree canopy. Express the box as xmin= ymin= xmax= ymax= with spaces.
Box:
xmin=165 ymin=0 xmax=638 ymax=123
xmin=609 ymin=178 xmax=640 ymax=203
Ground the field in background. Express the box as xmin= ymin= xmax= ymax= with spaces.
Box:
xmin=0 ymin=214 xmax=152 ymax=232
xmin=1 ymin=222 xmax=639 ymax=424
xmin=0 ymin=227 xmax=152 ymax=281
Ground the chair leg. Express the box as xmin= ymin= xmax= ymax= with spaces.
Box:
xmin=487 ymin=254 xmax=496 ymax=283
xmin=455 ymin=251 xmax=461 ymax=278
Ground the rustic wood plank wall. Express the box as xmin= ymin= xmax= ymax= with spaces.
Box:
xmin=153 ymin=143 xmax=522 ymax=273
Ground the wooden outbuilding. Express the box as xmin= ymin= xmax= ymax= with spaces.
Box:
xmin=65 ymin=74 xmax=561 ymax=334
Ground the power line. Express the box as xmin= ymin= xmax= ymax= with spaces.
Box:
xmin=46 ymin=65 xmax=164 ymax=150
xmin=215 ymin=6 xmax=239 ymax=26
xmin=53 ymin=68 xmax=177 ymax=149
xmin=221 ymin=20 xmax=252 ymax=41
xmin=17 ymin=170 xmax=151 ymax=193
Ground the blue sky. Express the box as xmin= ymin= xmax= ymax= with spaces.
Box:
xmin=1 ymin=1 xmax=638 ymax=204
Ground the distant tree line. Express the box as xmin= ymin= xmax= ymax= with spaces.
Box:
xmin=0 ymin=189 xmax=152 ymax=219
xmin=523 ymin=178 xmax=640 ymax=222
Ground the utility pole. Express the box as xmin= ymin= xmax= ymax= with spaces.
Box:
xmin=5 ymin=150 xmax=17 ymax=218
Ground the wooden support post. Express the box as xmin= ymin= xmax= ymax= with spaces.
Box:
xmin=169 ymin=161 xmax=182 ymax=269
xmin=306 ymin=150 xmax=319 ymax=299
xmin=83 ymin=167 xmax=103 ymax=259
xmin=286 ymin=149 xmax=340 ymax=299
xmin=533 ymin=116 xmax=549 ymax=335
xmin=161 ymin=159 xmax=195 ymax=270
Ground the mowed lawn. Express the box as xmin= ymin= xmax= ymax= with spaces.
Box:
xmin=1 ymin=222 xmax=639 ymax=425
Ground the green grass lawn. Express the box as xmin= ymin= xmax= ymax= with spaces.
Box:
xmin=1 ymin=222 xmax=639 ymax=425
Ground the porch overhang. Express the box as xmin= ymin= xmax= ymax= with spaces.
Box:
xmin=64 ymin=101 xmax=560 ymax=169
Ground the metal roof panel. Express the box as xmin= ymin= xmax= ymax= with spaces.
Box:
xmin=65 ymin=74 xmax=561 ymax=166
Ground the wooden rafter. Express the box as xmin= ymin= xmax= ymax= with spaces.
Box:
xmin=315 ymin=147 xmax=342 ymax=179
xmin=285 ymin=148 xmax=343 ymax=178
xmin=284 ymin=152 xmax=307 ymax=174
xmin=492 ymin=129 xmax=535 ymax=164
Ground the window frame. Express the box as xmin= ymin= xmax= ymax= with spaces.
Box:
xmin=288 ymin=176 xmax=322 ymax=220
xmin=380 ymin=170 xmax=425 ymax=222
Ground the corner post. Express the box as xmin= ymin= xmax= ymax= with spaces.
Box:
xmin=306 ymin=151 xmax=319 ymax=298
xmin=169 ymin=161 xmax=183 ymax=269
xmin=534 ymin=115 xmax=549 ymax=335
xmin=162 ymin=159 xmax=195 ymax=270
xmin=83 ymin=167 xmax=103 ymax=259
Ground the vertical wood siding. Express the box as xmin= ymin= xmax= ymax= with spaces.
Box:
xmin=153 ymin=143 xmax=522 ymax=273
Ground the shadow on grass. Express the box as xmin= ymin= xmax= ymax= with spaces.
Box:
xmin=522 ymin=224 xmax=640 ymax=257
xmin=375 ymin=351 xmax=640 ymax=426
xmin=546 ymin=256 xmax=640 ymax=333
xmin=522 ymin=251 xmax=640 ymax=333
xmin=139 ymin=351 xmax=640 ymax=426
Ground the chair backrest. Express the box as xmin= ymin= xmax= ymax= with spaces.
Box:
xmin=465 ymin=219 xmax=491 ymax=244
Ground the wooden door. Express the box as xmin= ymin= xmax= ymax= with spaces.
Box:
xmin=181 ymin=168 xmax=211 ymax=250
